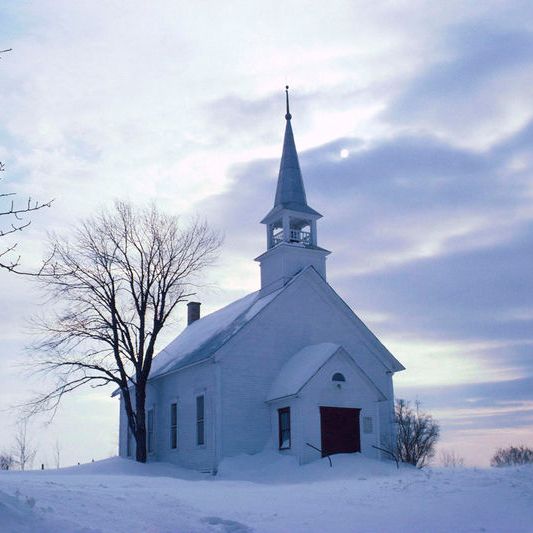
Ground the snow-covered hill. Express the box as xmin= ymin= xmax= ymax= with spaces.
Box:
xmin=1 ymin=453 xmax=532 ymax=532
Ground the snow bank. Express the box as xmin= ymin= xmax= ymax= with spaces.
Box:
xmin=0 ymin=489 xmax=41 ymax=533
xmin=0 ymin=488 xmax=96 ymax=533
xmin=45 ymin=456 xmax=206 ymax=480
xmin=217 ymin=449 xmax=402 ymax=483
xmin=1 ymin=456 xmax=532 ymax=533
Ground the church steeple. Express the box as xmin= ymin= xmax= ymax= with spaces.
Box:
xmin=256 ymin=87 xmax=330 ymax=294
xmin=285 ymin=83 xmax=291 ymax=120
xmin=264 ymin=87 xmax=321 ymax=221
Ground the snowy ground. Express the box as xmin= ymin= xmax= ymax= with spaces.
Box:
xmin=1 ymin=452 xmax=532 ymax=533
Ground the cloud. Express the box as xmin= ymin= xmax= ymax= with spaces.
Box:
xmin=386 ymin=21 xmax=533 ymax=146
xmin=397 ymin=377 xmax=533 ymax=443
xmin=198 ymin=111 xmax=533 ymax=389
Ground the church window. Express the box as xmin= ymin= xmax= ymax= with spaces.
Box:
xmin=363 ymin=416 xmax=373 ymax=434
xmin=196 ymin=395 xmax=205 ymax=446
xmin=170 ymin=402 xmax=178 ymax=449
xmin=332 ymin=372 xmax=346 ymax=382
xmin=147 ymin=408 xmax=155 ymax=454
xmin=278 ymin=407 xmax=291 ymax=450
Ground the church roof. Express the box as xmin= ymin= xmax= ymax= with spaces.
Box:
xmin=266 ymin=343 xmax=388 ymax=402
xmin=149 ymin=288 xmax=282 ymax=380
xmin=147 ymin=266 xmax=403 ymax=384
xmin=266 ymin=343 xmax=341 ymax=401
xmin=262 ymin=88 xmax=321 ymax=221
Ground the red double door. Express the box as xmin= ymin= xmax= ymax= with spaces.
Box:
xmin=320 ymin=406 xmax=361 ymax=457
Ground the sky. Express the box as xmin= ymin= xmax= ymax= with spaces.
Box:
xmin=0 ymin=0 xmax=532 ymax=468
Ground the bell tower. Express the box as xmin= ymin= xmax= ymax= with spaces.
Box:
xmin=256 ymin=87 xmax=330 ymax=295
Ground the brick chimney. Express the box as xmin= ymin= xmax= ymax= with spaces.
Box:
xmin=187 ymin=302 xmax=201 ymax=325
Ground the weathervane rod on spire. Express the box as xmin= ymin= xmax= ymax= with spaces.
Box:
xmin=285 ymin=85 xmax=292 ymax=120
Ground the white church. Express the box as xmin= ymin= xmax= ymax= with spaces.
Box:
xmin=117 ymin=89 xmax=405 ymax=472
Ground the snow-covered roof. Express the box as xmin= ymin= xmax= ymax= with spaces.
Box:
xmin=148 ymin=265 xmax=403 ymax=383
xmin=267 ymin=343 xmax=342 ymax=402
xmin=267 ymin=342 xmax=388 ymax=402
xmin=149 ymin=288 xmax=281 ymax=380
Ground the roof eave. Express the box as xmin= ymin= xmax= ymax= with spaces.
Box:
xmin=265 ymin=392 xmax=299 ymax=403
xmin=261 ymin=204 xmax=322 ymax=224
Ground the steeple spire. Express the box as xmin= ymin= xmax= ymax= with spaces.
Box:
xmin=270 ymin=87 xmax=320 ymax=217
xmin=256 ymin=87 xmax=330 ymax=294
xmin=285 ymin=85 xmax=291 ymax=120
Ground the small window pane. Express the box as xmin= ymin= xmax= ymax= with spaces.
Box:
xmin=278 ymin=407 xmax=291 ymax=449
xmin=196 ymin=395 xmax=204 ymax=417
xmin=332 ymin=373 xmax=346 ymax=382
xmin=196 ymin=395 xmax=205 ymax=446
xmin=170 ymin=402 xmax=178 ymax=449
xmin=363 ymin=416 xmax=373 ymax=434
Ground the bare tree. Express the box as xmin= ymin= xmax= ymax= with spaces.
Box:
xmin=26 ymin=201 xmax=221 ymax=462
xmin=395 ymin=399 xmax=440 ymax=468
xmin=54 ymin=440 xmax=61 ymax=469
xmin=0 ymin=49 xmax=53 ymax=270
xmin=0 ymin=452 xmax=15 ymax=470
xmin=440 ymin=449 xmax=464 ymax=468
xmin=491 ymin=445 xmax=533 ymax=467
xmin=13 ymin=420 xmax=37 ymax=471
xmin=0 ymin=162 xmax=54 ymax=270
